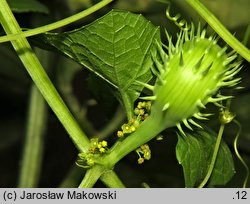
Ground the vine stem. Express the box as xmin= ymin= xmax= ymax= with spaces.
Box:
xmin=100 ymin=170 xmax=125 ymax=188
xmin=102 ymin=114 xmax=171 ymax=168
xmin=185 ymin=0 xmax=250 ymax=63
xmin=78 ymin=166 xmax=104 ymax=188
xmin=78 ymin=166 xmax=125 ymax=188
xmin=78 ymin=115 xmax=169 ymax=188
xmin=233 ymin=120 xmax=249 ymax=188
xmin=0 ymin=0 xmax=89 ymax=152
xmin=198 ymin=124 xmax=225 ymax=188
xmin=18 ymin=85 xmax=47 ymax=187
xmin=0 ymin=0 xmax=114 ymax=43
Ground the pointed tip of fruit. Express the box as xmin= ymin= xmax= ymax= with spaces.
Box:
xmin=179 ymin=52 xmax=184 ymax=67
xmin=176 ymin=123 xmax=186 ymax=136
xmin=194 ymin=54 xmax=205 ymax=71
xmin=219 ymin=78 xmax=241 ymax=87
xmin=188 ymin=118 xmax=203 ymax=129
xmin=223 ymin=66 xmax=242 ymax=81
xmin=223 ymin=54 xmax=237 ymax=66
xmin=162 ymin=103 xmax=170 ymax=111
xmin=201 ymin=62 xmax=213 ymax=77
xmin=200 ymin=29 xmax=206 ymax=38
xmin=217 ymin=46 xmax=227 ymax=57
xmin=196 ymin=99 xmax=206 ymax=109
xmin=140 ymin=96 xmax=157 ymax=101
xmin=183 ymin=118 xmax=193 ymax=130
xmin=136 ymin=81 xmax=154 ymax=91
xmin=207 ymin=95 xmax=232 ymax=103
xmin=193 ymin=112 xmax=208 ymax=120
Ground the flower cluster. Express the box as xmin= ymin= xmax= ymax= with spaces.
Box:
xmin=117 ymin=101 xmax=151 ymax=138
xmin=134 ymin=101 xmax=151 ymax=120
xmin=88 ymin=138 xmax=108 ymax=154
xmin=136 ymin=144 xmax=151 ymax=164
xmin=76 ymin=138 xmax=108 ymax=168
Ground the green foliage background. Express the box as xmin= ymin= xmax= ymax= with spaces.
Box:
xmin=0 ymin=0 xmax=249 ymax=187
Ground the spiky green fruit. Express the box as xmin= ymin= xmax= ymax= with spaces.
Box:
xmin=140 ymin=26 xmax=241 ymax=134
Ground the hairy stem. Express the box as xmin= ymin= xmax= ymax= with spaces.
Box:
xmin=185 ymin=0 xmax=250 ymax=63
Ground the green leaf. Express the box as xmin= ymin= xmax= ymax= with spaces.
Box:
xmin=7 ymin=0 xmax=48 ymax=14
xmin=37 ymin=10 xmax=160 ymax=118
xmin=176 ymin=129 xmax=235 ymax=187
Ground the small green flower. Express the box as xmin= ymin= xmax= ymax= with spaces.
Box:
xmin=136 ymin=144 xmax=151 ymax=164
xmin=121 ymin=124 xmax=133 ymax=134
xmin=138 ymin=157 xmax=145 ymax=164
xmin=86 ymin=158 xmax=95 ymax=166
xmin=101 ymin=141 xmax=108 ymax=147
xmin=99 ymin=147 xmax=106 ymax=153
xmin=219 ymin=108 xmax=236 ymax=124
xmin=117 ymin=130 xmax=124 ymax=137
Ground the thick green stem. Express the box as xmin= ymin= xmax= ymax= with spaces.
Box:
xmin=0 ymin=0 xmax=89 ymax=152
xmin=78 ymin=115 xmax=169 ymax=188
xmin=18 ymin=85 xmax=47 ymax=187
xmin=185 ymin=0 xmax=250 ymax=63
xmin=79 ymin=165 xmax=125 ymax=188
xmin=0 ymin=0 xmax=114 ymax=43
xmin=100 ymin=170 xmax=125 ymax=188
xmin=78 ymin=166 xmax=105 ymax=188
xmin=103 ymin=115 xmax=168 ymax=168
